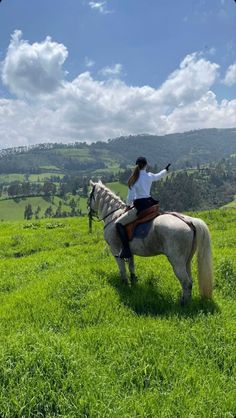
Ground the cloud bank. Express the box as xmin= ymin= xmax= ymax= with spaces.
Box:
xmin=0 ymin=31 xmax=235 ymax=148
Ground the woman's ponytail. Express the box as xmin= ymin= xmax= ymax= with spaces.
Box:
xmin=128 ymin=157 xmax=147 ymax=188
xmin=128 ymin=165 xmax=140 ymax=188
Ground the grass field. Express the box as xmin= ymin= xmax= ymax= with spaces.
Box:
xmin=0 ymin=210 xmax=235 ymax=416
xmin=28 ymin=173 xmax=64 ymax=182
xmin=106 ymin=181 xmax=127 ymax=199
xmin=222 ymin=195 xmax=236 ymax=209
xmin=0 ymin=174 xmax=26 ymax=183
xmin=0 ymin=173 xmax=64 ymax=184
xmin=39 ymin=165 xmax=61 ymax=171
xmin=0 ymin=196 xmax=88 ymax=221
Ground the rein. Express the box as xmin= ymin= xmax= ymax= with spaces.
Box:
xmin=101 ymin=207 xmax=122 ymax=221
xmin=103 ymin=213 xmax=122 ymax=230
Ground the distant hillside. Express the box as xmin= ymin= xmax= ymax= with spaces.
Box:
xmin=105 ymin=128 xmax=236 ymax=169
xmin=0 ymin=128 xmax=235 ymax=176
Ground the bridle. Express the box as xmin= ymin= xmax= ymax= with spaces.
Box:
xmin=87 ymin=185 xmax=97 ymax=232
xmin=87 ymin=184 xmax=124 ymax=232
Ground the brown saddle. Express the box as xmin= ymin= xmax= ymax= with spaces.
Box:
xmin=125 ymin=204 xmax=161 ymax=241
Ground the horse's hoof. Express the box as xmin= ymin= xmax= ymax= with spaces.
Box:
xmin=180 ymin=296 xmax=191 ymax=306
xmin=130 ymin=275 xmax=138 ymax=285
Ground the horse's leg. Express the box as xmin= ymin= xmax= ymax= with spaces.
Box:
xmin=128 ymin=256 xmax=137 ymax=285
xmin=169 ymin=256 xmax=193 ymax=305
xmin=114 ymin=256 xmax=128 ymax=285
xmin=186 ymin=258 xmax=193 ymax=286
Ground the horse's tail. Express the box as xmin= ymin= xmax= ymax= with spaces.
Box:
xmin=192 ymin=218 xmax=213 ymax=298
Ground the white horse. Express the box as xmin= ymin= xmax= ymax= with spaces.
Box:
xmin=88 ymin=181 xmax=213 ymax=305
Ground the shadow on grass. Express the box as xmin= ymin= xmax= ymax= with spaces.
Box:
xmin=107 ymin=274 xmax=219 ymax=318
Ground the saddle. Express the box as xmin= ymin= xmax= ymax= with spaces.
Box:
xmin=125 ymin=204 xmax=161 ymax=241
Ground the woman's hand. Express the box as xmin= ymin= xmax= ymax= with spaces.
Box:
xmin=165 ymin=163 xmax=171 ymax=171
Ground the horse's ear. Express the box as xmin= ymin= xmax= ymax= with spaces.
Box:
xmin=89 ymin=180 xmax=95 ymax=186
xmin=98 ymin=180 xmax=103 ymax=185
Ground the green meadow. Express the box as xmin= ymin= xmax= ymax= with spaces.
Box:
xmin=222 ymin=195 xmax=236 ymax=209
xmin=0 ymin=173 xmax=64 ymax=184
xmin=0 ymin=210 xmax=235 ymax=417
xmin=0 ymin=174 xmax=26 ymax=183
xmin=106 ymin=181 xmax=127 ymax=199
xmin=0 ymin=196 xmax=88 ymax=221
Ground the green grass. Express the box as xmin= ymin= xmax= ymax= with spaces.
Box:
xmin=0 ymin=174 xmax=26 ymax=183
xmin=0 ymin=210 xmax=235 ymax=417
xmin=28 ymin=173 xmax=64 ymax=182
xmin=0 ymin=172 xmax=64 ymax=184
xmin=0 ymin=196 xmax=87 ymax=221
xmin=55 ymin=148 xmax=91 ymax=160
xmin=106 ymin=181 xmax=127 ymax=200
xmin=39 ymin=165 xmax=61 ymax=171
xmin=93 ymin=164 xmax=122 ymax=175
xmin=221 ymin=195 xmax=236 ymax=209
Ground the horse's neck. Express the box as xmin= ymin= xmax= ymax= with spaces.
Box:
xmin=98 ymin=191 xmax=125 ymax=221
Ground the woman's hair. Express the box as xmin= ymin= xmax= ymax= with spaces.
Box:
xmin=128 ymin=157 xmax=147 ymax=188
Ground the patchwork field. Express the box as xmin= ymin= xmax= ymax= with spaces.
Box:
xmin=0 ymin=210 xmax=235 ymax=417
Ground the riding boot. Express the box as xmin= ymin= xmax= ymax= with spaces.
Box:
xmin=116 ymin=223 xmax=132 ymax=260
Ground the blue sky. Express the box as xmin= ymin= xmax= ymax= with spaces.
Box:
xmin=0 ymin=0 xmax=235 ymax=147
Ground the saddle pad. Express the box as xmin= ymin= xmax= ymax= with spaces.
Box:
xmin=132 ymin=221 xmax=153 ymax=239
xmin=126 ymin=204 xmax=160 ymax=241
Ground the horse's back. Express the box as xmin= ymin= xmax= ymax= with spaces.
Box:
xmin=130 ymin=213 xmax=194 ymax=257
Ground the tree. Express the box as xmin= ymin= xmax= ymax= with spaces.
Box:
xmin=35 ymin=206 xmax=41 ymax=219
xmin=55 ymin=201 xmax=63 ymax=217
xmin=59 ymin=183 xmax=67 ymax=198
xmin=24 ymin=204 xmax=33 ymax=220
xmin=69 ymin=198 xmax=78 ymax=216
xmin=8 ymin=183 xmax=21 ymax=197
xmin=44 ymin=206 xmax=54 ymax=218
xmin=82 ymin=182 xmax=88 ymax=197
xmin=42 ymin=182 xmax=56 ymax=198
xmin=22 ymin=182 xmax=31 ymax=195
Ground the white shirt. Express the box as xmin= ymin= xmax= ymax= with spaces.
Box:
xmin=126 ymin=169 xmax=167 ymax=205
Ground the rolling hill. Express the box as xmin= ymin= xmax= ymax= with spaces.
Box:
xmin=0 ymin=128 xmax=235 ymax=176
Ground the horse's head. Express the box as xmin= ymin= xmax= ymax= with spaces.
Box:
xmin=88 ymin=180 xmax=125 ymax=233
xmin=87 ymin=180 xmax=102 ymax=218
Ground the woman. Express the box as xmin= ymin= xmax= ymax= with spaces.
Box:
xmin=115 ymin=156 xmax=171 ymax=260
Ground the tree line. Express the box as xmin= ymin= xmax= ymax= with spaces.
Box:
xmin=24 ymin=198 xmax=82 ymax=220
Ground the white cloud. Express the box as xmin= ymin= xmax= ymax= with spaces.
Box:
xmin=99 ymin=63 xmax=123 ymax=77
xmin=223 ymin=63 xmax=236 ymax=86
xmin=164 ymin=92 xmax=236 ymax=133
xmin=208 ymin=47 xmax=216 ymax=56
xmin=154 ymin=53 xmax=219 ymax=108
xmin=84 ymin=57 xmax=95 ymax=68
xmin=88 ymin=1 xmax=110 ymax=14
xmin=0 ymin=33 xmax=235 ymax=148
xmin=1 ymin=30 xmax=68 ymax=98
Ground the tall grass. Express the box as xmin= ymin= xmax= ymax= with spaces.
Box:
xmin=0 ymin=210 xmax=235 ymax=417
